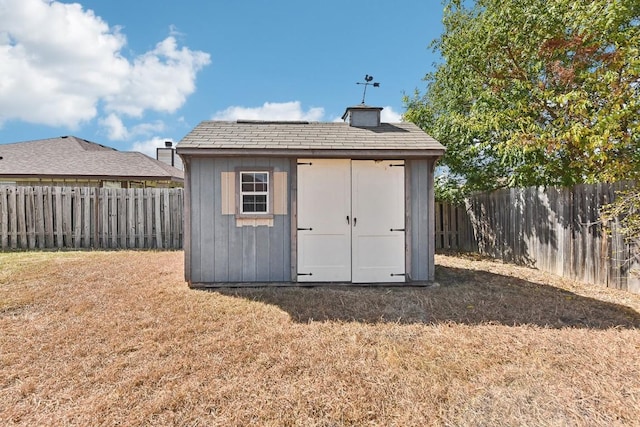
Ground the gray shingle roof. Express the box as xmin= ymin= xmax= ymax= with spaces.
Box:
xmin=0 ymin=136 xmax=183 ymax=181
xmin=176 ymin=121 xmax=445 ymax=157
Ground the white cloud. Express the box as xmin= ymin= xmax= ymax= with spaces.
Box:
xmin=131 ymin=137 xmax=173 ymax=158
xmin=212 ymin=101 xmax=324 ymax=121
xmin=99 ymin=113 xmax=128 ymax=140
xmin=381 ymin=106 xmax=403 ymax=123
xmin=0 ymin=0 xmax=210 ymax=128
xmin=99 ymin=113 xmax=167 ymax=141
xmin=105 ymin=36 xmax=210 ymax=117
xmin=131 ymin=121 xmax=166 ymax=137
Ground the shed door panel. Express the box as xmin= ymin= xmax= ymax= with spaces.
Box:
xmin=297 ymin=159 xmax=406 ymax=283
xmin=351 ymin=161 xmax=405 ymax=283
xmin=297 ymin=159 xmax=351 ymax=282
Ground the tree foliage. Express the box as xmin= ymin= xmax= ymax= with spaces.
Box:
xmin=405 ymin=0 xmax=640 ymax=194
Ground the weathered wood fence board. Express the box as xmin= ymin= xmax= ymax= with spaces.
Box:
xmin=436 ymin=182 xmax=639 ymax=294
xmin=434 ymin=202 xmax=476 ymax=252
xmin=0 ymin=186 xmax=183 ymax=250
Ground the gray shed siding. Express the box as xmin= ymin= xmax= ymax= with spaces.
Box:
xmin=409 ymin=159 xmax=436 ymax=281
xmin=186 ymin=157 xmax=291 ymax=284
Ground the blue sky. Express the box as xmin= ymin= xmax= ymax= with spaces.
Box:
xmin=0 ymin=0 xmax=444 ymax=157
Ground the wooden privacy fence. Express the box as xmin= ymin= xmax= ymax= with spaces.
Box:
xmin=436 ymin=182 xmax=639 ymax=294
xmin=3 ymin=183 xmax=639 ymax=293
xmin=0 ymin=186 xmax=183 ymax=250
xmin=434 ymin=202 xmax=475 ymax=252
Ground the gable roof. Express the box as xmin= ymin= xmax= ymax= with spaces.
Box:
xmin=176 ymin=121 xmax=445 ymax=159
xmin=0 ymin=136 xmax=183 ymax=182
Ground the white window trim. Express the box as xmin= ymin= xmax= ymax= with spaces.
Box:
xmin=235 ymin=168 xmax=274 ymax=219
xmin=240 ymin=171 xmax=269 ymax=214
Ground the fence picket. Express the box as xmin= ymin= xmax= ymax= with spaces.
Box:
xmin=1 ymin=187 xmax=8 ymax=249
xmin=145 ymin=189 xmax=153 ymax=248
xmin=33 ymin=187 xmax=44 ymax=249
xmin=161 ymin=188 xmax=171 ymax=248
xmin=116 ymin=189 xmax=125 ymax=248
xmin=154 ymin=190 xmax=163 ymax=249
xmin=8 ymin=187 xmax=17 ymax=249
xmin=16 ymin=187 xmax=27 ymax=249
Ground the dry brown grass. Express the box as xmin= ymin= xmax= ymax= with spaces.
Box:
xmin=1 ymin=251 xmax=639 ymax=426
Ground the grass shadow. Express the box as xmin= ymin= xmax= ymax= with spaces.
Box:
xmin=212 ymin=265 xmax=640 ymax=329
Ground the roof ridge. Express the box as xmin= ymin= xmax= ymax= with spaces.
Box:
xmin=67 ymin=136 xmax=117 ymax=152
xmin=236 ymin=120 xmax=311 ymax=125
xmin=124 ymin=151 xmax=184 ymax=178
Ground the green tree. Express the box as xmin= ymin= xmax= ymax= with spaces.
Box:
xmin=405 ymin=0 xmax=640 ymax=194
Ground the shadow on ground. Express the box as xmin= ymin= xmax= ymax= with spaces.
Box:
xmin=213 ymin=265 xmax=640 ymax=329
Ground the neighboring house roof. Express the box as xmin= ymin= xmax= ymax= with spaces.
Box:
xmin=0 ymin=136 xmax=183 ymax=182
xmin=176 ymin=120 xmax=445 ymax=158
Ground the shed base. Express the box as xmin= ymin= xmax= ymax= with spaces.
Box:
xmin=188 ymin=281 xmax=440 ymax=289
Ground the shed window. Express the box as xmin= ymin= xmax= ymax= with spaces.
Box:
xmin=240 ymin=171 xmax=269 ymax=214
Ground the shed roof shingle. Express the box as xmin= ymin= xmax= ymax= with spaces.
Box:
xmin=176 ymin=121 xmax=445 ymax=156
xmin=0 ymin=136 xmax=183 ymax=181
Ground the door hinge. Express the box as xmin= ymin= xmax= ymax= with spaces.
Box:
xmin=390 ymin=273 xmax=406 ymax=277
xmin=390 ymin=228 xmax=405 ymax=232
xmin=297 ymin=162 xmax=313 ymax=165
xmin=297 ymin=273 xmax=313 ymax=276
xmin=389 ymin=164 xmax=405 ymax=167
xmin=297 ymin=227 xmax=313 ymax=231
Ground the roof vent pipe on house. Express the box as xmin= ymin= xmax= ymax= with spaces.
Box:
xmin=164 ymin=141 xmax=172 ymax=148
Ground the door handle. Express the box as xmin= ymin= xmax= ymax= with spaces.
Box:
xmin=353 ymin=218 xmax=357 ymax=227
xmin=346 ymin=216 xmax=350 ymax=224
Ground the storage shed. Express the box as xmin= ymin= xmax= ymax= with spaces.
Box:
xmin=176 ymin=105 xmax=445 ymax=287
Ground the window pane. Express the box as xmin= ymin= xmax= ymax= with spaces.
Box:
xmin=254 ymin=174 xmax=268 ymax=191
xmin=241 ymin=173 xmax=268 ymax=191
xmin=241 ymin=173 xmax=254 ymax=192
xmin=242 ymin=194 xmax=267 ymax=213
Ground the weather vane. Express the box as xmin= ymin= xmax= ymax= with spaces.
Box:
xmin=356 ymin=74 xmax=380 ymax=105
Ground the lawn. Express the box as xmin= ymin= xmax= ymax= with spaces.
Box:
xmin=1 ymin=251 xmax=639 ymax=426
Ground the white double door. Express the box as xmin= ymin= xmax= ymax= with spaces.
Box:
xmin=297 ymin=159 xmax=405 ymax=283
